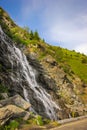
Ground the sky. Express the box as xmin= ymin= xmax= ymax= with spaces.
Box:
xmin=0 ymin=0 xmax=87 ymax=54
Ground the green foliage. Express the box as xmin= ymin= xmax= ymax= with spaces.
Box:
xmin=0 ymin=7 xmax=87 ymax=83
xmin=81 ymin=57 xmax=87 ymax=64
xmin=0 ymin=84 xmax=8 ymax=93
xmin=43 ymin=118 xmax=51 ymax=124
xmin=9 ymin=120 xmax=19 ymax=129
xmin=26 ymin=115 xmax=43 ymax=126
xmin=70 ymin=111 xmax=79 ymax=117
xmin=35 ymin=115 xmax=43 ymax=126
xmin=0 ymin=120 xmax=19 ymax=130
xmin=29 ymin=30 xmax=34 ymax=40
xmin=62 ymin=64 xmax=71 ymax=73
xmin=67 ymin=58 xmax=87 ymax=83
xmin=33 ymin=30 xmax=40 ymax=41
xmin=25 ymin=113 xmax=51 ymax=126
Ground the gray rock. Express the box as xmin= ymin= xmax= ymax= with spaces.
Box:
xmin=0 ymin=105 xmax=30 ymax=125
xmin=0 ymin=107 xmax=13 ymax=125
xmin=1 ymin=93 xmax=8 ymax=99
xmin=0 ymin=94 xmax=31 ymax=110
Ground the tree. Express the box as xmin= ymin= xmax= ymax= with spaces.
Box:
xmin=34 ymin=30 xmax=40 ymax=40
xmin=29 ymin=30 xmax=34 ymax=40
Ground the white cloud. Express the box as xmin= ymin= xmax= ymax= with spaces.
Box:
xmin=40 ymin=0 xmax=87 ymax=53
xmin=75 ymin=43 xmax=87 ymax=55
xmin=19 ymin=0 xmax=87 ymax=54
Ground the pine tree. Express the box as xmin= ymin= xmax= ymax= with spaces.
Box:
xmin=34 ymin=30 xmax=40 ymax=40
xmin=29 ymin=30 xmax=34 ymax=40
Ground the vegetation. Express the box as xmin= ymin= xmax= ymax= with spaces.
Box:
xmin=0 ymin=7 xmax=87 ymax=130
xmin=0 ymin=7 xmax=87 ymax=84
xmin=0 ymin=114 xmax=59 ymax=130
xmin=0 ymin=120 xmax=19 ymax=130
xmin=0 ymin=84 xmax=9 ymax=100
xmin=0 ymin=84 xmax=8 ymax=93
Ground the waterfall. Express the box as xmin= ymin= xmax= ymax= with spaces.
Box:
xmin=14 ymin=46 xmax=59 ymax=120
xmin=0 ymin=26 xmax=60 ymax=120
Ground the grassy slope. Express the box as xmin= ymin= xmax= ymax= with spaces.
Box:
xmin=0 ymin=7 xmax=87 ymax=83
xmin=61 ymin=49 xmax=87 ymax=83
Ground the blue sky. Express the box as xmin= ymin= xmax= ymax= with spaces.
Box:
xmin=0 ymin=0 xmax=87 ymax=54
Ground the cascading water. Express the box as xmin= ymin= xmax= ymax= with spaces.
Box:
xmin=0 ymin=26 xmax=60 ymax=120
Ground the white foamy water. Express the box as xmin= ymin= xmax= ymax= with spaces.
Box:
xmin=0 ymin=26 xmax=60 ymax=120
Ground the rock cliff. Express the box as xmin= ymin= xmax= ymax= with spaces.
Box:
xmin=0 ymin=7 xmax=87 ymax=128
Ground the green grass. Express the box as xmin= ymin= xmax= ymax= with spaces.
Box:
xmin=68 ymin=59 xmax=87 ymax=82
xmin=0 ymin=7 xmax=87 ymax=83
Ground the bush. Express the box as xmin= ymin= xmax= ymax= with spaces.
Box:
xmin=82 ymin=57 xmax=87 ymax=64
xmin=0 ymin=84 xmax=8 ymax=93
xmin=5 ymin=120 xmax=19 ymax=130
xmin=35 ymin=115 xmax=43 ymax=126
xmin=71 ymin=111 xmax=79 ymax=117
xmin=0 ymin=120 xmax=19 ymax=130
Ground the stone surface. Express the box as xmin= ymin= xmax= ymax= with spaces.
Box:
xmin=0 ymin=26 xmax=59 ymax=120
xmin=0 ymin=93 xmax=8 ymax=99
xmin=0 ymin=106 xmax=13 ymax=125
xmin=0 ymin=104 xmax=30 ymax=125
xmin=0 ymin=24 xmax=87 ymax=120
xmin=40 ymin=55 xmax=87 ymax=117
xmin=0 ymin=94 xmax=31 ymax=110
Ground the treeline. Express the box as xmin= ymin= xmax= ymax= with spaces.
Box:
xmin=23 ymin=27 xmax=40 ymax=41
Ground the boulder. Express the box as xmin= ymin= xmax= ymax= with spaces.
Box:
xmin=0 ymin=107 xmax=13 ymax=125
xmin=0 ymin=93 xmax=8 ymax=99
xmin=45 ymin=55 xmax=57 ymax=66
xmin=0 ymin=105 xmax=30 ymax=125
xmin=0 ymin=94 xmax=31 ymax=110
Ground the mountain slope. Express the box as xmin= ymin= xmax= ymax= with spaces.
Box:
xmin=0 ymin=7 xmax=87 ymax=123
xmin=0 ymin=7 xmax=87 ymax=83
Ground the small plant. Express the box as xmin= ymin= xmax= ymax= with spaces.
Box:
xmin=5 ymin=120 xmax=19 ymax=130
xmin=71 ymin=111 xmax=79 ymax=118
xmin=35 ymin=115 xmax=43 ymax=126
xmin=82 ymin=57 xmax=87 ymax=64
xmin=0 ymin=120 xmax=19 ymax=130
xmin=0 ymin=84 xmax=8 ymax=93
xmin=43 ymin=118 xmax=51 ymax=124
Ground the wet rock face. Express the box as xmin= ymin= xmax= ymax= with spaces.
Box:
xmin=0 ymin=27 xmax=60 ymax=120
xmin=1 ymin=26 xmax=83 ymax=120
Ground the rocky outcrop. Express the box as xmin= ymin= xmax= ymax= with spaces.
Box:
xmin=0 ymin=107 xmax=13 ymax=125
xmin=0 ymin=93 xmax=8 ymax=99
xmin=0 ymin=94 xmax=31 ymax=110
xmin=0 ymin=94 xmax=31 ymax=125
xmin=0 ymin=26 xmax=60 ymax=120
xmin=0 ymin=20 xmax=86 ymax=122
xmin=40 ymin=55 xmax=87 ymax=117
xmin=0 ymin=105 xmax=30 ymax=125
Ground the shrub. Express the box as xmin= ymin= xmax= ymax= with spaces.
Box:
xmin=82 ymin=57 xmax=87 ymax=64
xmin=0 ymin=84 xmax=8 ymax=93
xmin=35 ymin=115 xmax=43 ymax=126
xmin=5 ymin=120 xmax=19 ymax=130
xmin=0 ymin=120 xmax=19 ymax=130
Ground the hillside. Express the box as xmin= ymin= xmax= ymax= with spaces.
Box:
xmin=0 ymin=7 xmax=87 ymax=129
xmin=0 ymin=7 xmax=87 ymax=83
